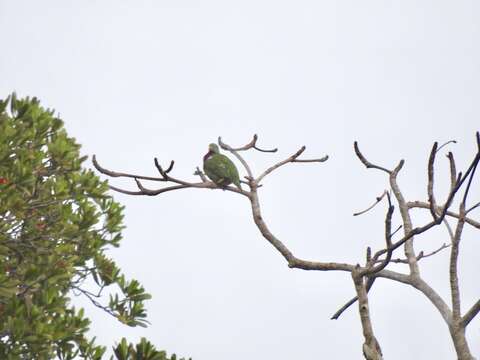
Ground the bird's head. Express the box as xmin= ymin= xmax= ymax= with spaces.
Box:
xmin=208 ymin=143 xmax=220 ymax=154
xmin=204 ymin=143 xmax=220 ymax=162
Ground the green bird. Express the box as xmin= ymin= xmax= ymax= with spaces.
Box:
xmin=203 ymin=143 xmax=242 ymax=190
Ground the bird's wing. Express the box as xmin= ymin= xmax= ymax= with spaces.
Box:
xmin=204 ymin=155 xmax=231 ymax=179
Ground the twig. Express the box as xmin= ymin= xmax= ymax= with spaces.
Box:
xmin=256 ymin=147 xmax=328 ymax=184
xmin=92 ymin=155 xmax=164 ymax=182
xmin=353 ymin=191 xmax=388 ymax=216
xmin=387 ymin=243 xmax=450 ymax=264
xmin=194 ymin=167 xmax=208 ymax=182
xmin=354 ymin=142 xmax=391 ymax=174
xmin=331 ymin=277 xmax=375 ymax=320
xmin=436 ymin=140 xmax=457 ymax=153
xmin=363 ymin=193 xmax=395 ymax=276
xmin=428 ymin=142 xmax=439 ymax=221
xmin=218 ymin=134 xmax=277 ymax=153
xmin=447 ymin=152 xmax=457 ymax=194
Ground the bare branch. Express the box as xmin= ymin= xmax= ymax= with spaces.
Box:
xmin=390 ymin=225 xmax=403 ymax=237
xmin=428 ymin=142 xmax=439 ymax=221
xmin=462 ymin=299 xmax=480 ymax=327
xmin=154 ymin=158 xmax=174 ymax=177
xmin=256 ymin=146 xmax=305 ymax=183
xmin=218 ymin=137 xmax=256 ymax=180
xmin=373 ymin=270 xmax=452 ymax=325
xmin=353 ymin=190 xmax=388 ymax=216
xmin=466 ymin=201 xmax=480 ymax=214
xmin=447 ymin=152 xmax=457 ymax=193
xmin=363 ymin=194 xmax=395 ymax=276
xmin=93 ymin=155 xmax=164 ymax=182
xmin=436 ymin=140 xmax=457 ymax=153
xmin=218 ymin=134 xmax=277 ymax=153
xmin=331 ymin=277 xmax=375 ymax=320
xmin=249 ymin=189 xmax=354 ymax=272
xmin=365 ymin=160 xmax=474 ymax=276
xmin=388 ymin=158 xmax=420 ymax=276
xmin=93 ymin=154 xmax=249 ymax=197
xmin=292 ymin=156 xmax=329 ymax=163
xmin=461 ymin=153 xmax=479 ymax=207
xmin=256 ymin=146 xmax=328 ymax=184
xmin=354 ymin=142 xmax=391 ymax=174
xmin=407 ymin=201 xmax=480 ymax=229
xmin=352 ymin=269 xmax=383 ymax=360
xmin=450 ymin=203 xmax=466 ymax=320
xmin=387 ymin=243 xmax=450 ymax=264
xmin=194 ymin=167 xmax=208 ymax=182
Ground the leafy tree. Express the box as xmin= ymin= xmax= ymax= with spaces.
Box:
xmin=0 ymin=94 xmax=189 ymax=360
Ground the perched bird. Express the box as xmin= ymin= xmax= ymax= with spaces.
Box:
xmin=203 ymin=143 xmax=242 ymax=190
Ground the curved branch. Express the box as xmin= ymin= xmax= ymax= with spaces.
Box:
xmin=373 ymin=270 xmax=452 ymax=325
xmin=256 ymin=146 xmax=328 ymax=184
xmin=353 ymin=191 xmax=388 ymax=216
xmin=462 ymin=299 xmax=480 ymax=327
xmin=354 ymin=142 xmax=392 ymax=174
xmin=218 ymin=134 xmax=277 ymax=153
xmin=248 ymin=189 xmax=354 ymax=272
xmin=109 ymin=184 xmax=189 ymax=196
xmin=93 ymin=155 xmax=164 ymax=182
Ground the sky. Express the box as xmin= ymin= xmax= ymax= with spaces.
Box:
xmin=1 ymin=1 xmax=479 ymax=359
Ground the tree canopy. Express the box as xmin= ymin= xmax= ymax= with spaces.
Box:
xmin=0 ymin=94 xmax=189 ymax=360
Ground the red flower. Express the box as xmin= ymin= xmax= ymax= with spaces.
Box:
xmin=36 ymin=222 xmax=46 ymax=231
xmin=0 ymin=178 xmax=8 ymax=185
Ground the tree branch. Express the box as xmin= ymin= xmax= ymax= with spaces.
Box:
xmin=462 ymin=299 xmax=480 ymax=327
xmin=354 ymin=142 xmax=391 ymax=174
xmin=93 ymin=155 xmax=249 ymax=197
xmin=353 ymin=191 xmax=388 ymax=216
xmin=256 ymin=146 xmax=328 ymax=184
xmin=407 ymin=201 xmax=480 ymax=229
xmin=352 ymin=268 xmax=383 ymax=360
xmin=218 ymin=134 xmax=278 ymax=153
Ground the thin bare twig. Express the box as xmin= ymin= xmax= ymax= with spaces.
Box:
xmin=354 ymin=142 xmax=391 ymax=174
xmin=93 ymin=155 xmax=164 ymax=182
xmin=292 ymin=157 xmax=329 ymax=163
xmin=256 ymin=146 xmax=328 ymax=184
xmin=363 ymin=194 xmax=395 ymax=276
xmin=428 ymin=142 xmax=439 ymax=221
xmin=194 ymin=167 xmax=208 ymax=182
xmin=218 ymin=134 xmax=277 ymax=153
xmin=353 ymin=191 xmax=388 ymax=216
xmin=331 ymin=277 xmax=375 ymax=320
xmin=447 ymin=152 xmax=457 ymax=193
xmin=387 ymin=243 xmax=450 ymax=264
xmin=436 ymin=140 xmax=457 ymax=153
xmin=466 ymin=201 xmax=480 ymax=214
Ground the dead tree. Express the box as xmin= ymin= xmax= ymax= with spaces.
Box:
xmin=93 ymin=133 xmax=480 ymax=360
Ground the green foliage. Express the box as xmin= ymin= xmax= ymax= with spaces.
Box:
xmin=0 ymin=94 xmax=187 ymax=359
xmin=113 ymin=338 xmax=191 ymax=360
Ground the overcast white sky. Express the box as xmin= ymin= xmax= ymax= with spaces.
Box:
xmin=1 ymin=1 xmax=480 ymax=359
